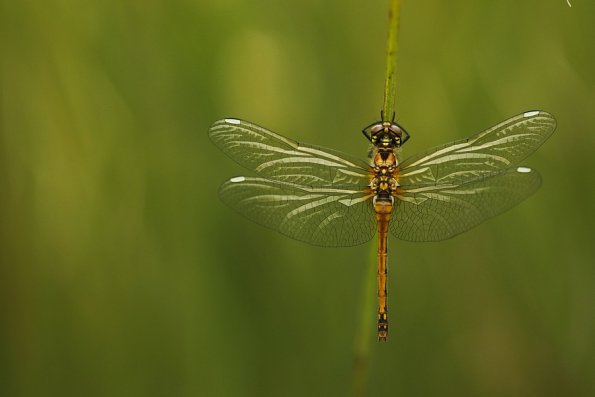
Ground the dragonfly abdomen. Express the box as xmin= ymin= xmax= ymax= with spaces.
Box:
xmin=374 ymin=198 xmax=392 ymax=341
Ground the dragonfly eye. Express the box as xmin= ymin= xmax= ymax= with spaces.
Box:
xmin=370 ymin=124 xmax=385 ymax=134
xmin=389 ymin=123 xmax=409 ymax=146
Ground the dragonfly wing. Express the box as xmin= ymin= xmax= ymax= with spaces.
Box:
xmin=398 ymin=111 xmax=556 ymax=186
xmin=391 ymin=167 xmax=542 ymax=242
xmin=209 ymin=118 xmax=371 ymax=186
xmin=219 ymin=177 xmax=376 ymax=247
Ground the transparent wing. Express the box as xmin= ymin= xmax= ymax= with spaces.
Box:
xmin=219 ymin=176 xmax=376 ymax=247
xmin=391 ymin=167 xmax=542 ymax=242
xmin=398 ymin=111 xmax=556 ymax=187
xmin=209 ymin=118 xmax=371 ymax=186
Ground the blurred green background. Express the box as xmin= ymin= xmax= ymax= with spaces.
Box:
xmin=2 ymin=0 xmax=594 ymax=396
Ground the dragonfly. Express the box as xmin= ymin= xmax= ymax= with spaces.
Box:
xmin=209 ymin=110 xmax=556 ymax=341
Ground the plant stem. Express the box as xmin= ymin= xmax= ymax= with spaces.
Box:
xmin=353 ymin=1 xmax=402 ymax=395
xmin=383 ymin=0 xmax=402 ymax=121
xmin=353 ymin=244 xmax=376 ymax=397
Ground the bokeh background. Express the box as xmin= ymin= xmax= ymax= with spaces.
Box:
xmin=2 ymin=1 xmax=594 ymax=396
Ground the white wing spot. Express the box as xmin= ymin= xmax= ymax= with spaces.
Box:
xmin=230 ymin=176 xmax=246 ymax=182
xmin=523 ymin=111 xmax=539 ymax=118
xmin=517 ymin=166 xmax=532 ymax=173
xmin=224 ymin=118 xmax=241 ymax=125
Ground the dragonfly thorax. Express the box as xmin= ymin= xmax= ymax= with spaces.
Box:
xmin=370 ymin=149 xmax=399 ymax=198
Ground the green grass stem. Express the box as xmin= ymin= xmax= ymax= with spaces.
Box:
xmin=353 ymin=1 xmax=402 ymax=395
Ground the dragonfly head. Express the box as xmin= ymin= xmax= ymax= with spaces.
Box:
xmin=363 ymin=121 xmax=410 ymax=148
